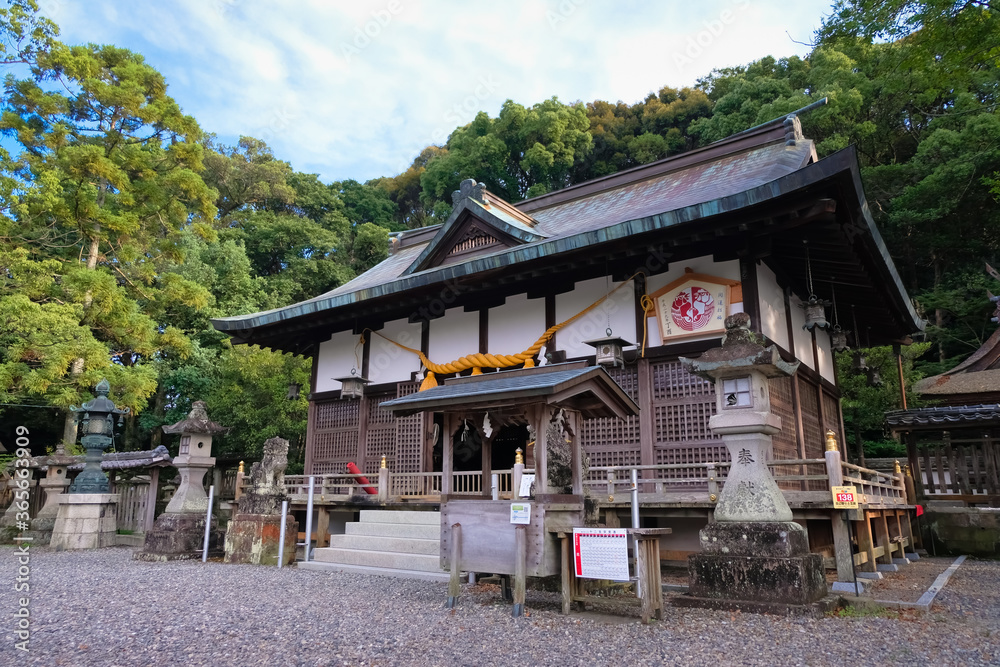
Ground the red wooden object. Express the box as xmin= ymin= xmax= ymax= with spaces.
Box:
xmin=347 ymin=462 xmax=377 ymax=495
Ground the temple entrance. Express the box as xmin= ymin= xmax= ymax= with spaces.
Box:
xmin=450 ymin=419 xmax=482 ymax=472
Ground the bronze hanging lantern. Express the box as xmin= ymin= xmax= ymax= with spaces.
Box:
xmin=335 ymin=369 xmax=370 ymax=399
xmin=584 ymin=329 xmax=632 ymax=369
xmin=867 ymin=365 xmax=883 ymax=387
xmin=852 ymin=351 xmax=869 ymax=372
xmin=286 ymin=382 xmax=301 ymax=400
xmin=829 ymin=282 xmax=850 ymax=351
xmin=799 ymin=242 xmax=830 ymax=330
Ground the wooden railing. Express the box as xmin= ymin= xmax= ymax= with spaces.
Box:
xmin=910 ymin=436 xmax=1000 ymax=499
xmin=274 ymin=454 xmax=908 ymax=508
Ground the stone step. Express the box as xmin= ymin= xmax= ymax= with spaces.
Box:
xmin=358 ymin=509 xmax=440 ymax=526
xmin=345 ymin=521 xmax=440 ymax=539
xmin=327 ymin=534 xmax=440 ymax=556
xmin=312 ymin=547 xmax=444 ymax=573
xmin=297 ymin=560 xmax=451 ymax=583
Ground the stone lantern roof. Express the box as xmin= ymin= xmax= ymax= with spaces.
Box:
xmin=681 ymin=313 xmax=799 ymax=381
xmin=162 ymin=401 xmax=229 ymax=436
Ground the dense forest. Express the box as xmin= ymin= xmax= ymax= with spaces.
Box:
xmin=0 ymin=0 xmax=997 ymax=466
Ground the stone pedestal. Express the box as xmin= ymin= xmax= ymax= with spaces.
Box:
xmin=26 ymin=461 xmax=72 ymax=544
xmin=223 ymin=514 xmax=297 ymax=566
xmin=134 ymin=513 xmax=224 ymax=561
xmin=688 ymin=522 xmax=827 ymax=605
xmin=50 ymin=494 xmax=119 ymax=550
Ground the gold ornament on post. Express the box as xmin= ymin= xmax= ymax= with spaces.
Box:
xmin=824 ymin=430 xmax=838 ymax=452
xmin=514 ymin=447 xmax=523 ymax=465
xmin=380 ymin=455 xmax=387 ymax=469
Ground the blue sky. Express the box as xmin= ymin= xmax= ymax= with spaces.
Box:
xmin=45 ymin=0 xmax=835 ymax=182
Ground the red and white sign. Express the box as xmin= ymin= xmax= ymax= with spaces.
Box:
xmin=650 ymin=271 xmax=737 ymax=342
xmin=572 ymin=528 xmax=630 ymax=581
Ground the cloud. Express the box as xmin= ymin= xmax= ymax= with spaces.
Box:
xmin=47 ymin=0 xmax=833 ymax=182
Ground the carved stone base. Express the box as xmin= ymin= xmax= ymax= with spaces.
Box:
xmin=133 ymin=512 xmax=224 ymax=561
xmin=687 ymin=521 xmax=827 ymax=605
xmin=50 ymin=494 xmax=119 ymax=550
xmin=223 ymin=514 xmax=297 ymax=566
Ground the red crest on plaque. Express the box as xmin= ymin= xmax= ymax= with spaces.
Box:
xmin=670 ymin=286 xmax=715 ymax=332
xmin=648 ymin=268 xmax=742 ymax=342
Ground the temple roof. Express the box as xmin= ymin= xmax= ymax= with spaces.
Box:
xmin=886 ymin=404 xmax=1000 ymax=430
xmin=380 ymin=363 xmax=639 ymax=420
xmin=212 ymin=105 xmax=923 ymax=355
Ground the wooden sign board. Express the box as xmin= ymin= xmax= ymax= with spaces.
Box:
xmin=649 ymin=270 xmax=741 ymax=342
xmin=573 ymin=528 xmax=630 ymax=581
xmin=831 ymin=485 xmax=859 ymax=509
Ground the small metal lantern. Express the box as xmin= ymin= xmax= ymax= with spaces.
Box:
xmin=68 ymin=379 xmax=130 ymax=494
xmin=867 ymin=365 xmax=883 ymax=387
xmin=852 ymin=351 xmax=869 ymax=372
xmin=584 ymin=335 xmax=632 ymax=369
xmin=800 ymin=295 xmax=831 ymax=330
xmin=335 ymin=371 xmax=370 ymax=399
xmin=830 ymin=325 xmax=850 ymax=352
xmin=286 ymin=382 xmax=301 ymax=400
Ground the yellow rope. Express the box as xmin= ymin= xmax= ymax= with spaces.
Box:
xmin=366 ymin=271 xmax=648 ymax=390
xmin=639 ymin=294 xmax=655 ymax=358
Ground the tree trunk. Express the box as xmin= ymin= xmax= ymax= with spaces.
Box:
xmin=934 ymin=256 xmax=945 ymax=364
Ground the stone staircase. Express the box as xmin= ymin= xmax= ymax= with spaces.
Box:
xmin=299 ymin=509 xmax=447 ymax=582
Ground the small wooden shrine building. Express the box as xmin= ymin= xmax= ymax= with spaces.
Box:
xmin=212 ymin=105 xmax=923 ymax=563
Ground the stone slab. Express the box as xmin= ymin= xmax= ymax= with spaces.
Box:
xmin=856 ymin=571 xmax=883 ymax=580
xmin=904 ymin=551 xmax=920 ymax=561
xmin=877 ymin=563 xmax=900 ymax=572
xmin=832 ymin=580 xmax=874 ymax=595
xmin=892 ymin=558 xmax=911 ymax=566
xmin=49 ymin=495 xmax=118 ymax=551
xmin=698 ymin=521 xmax=810 ymax=558
xmin=688 ymin=552 xmax=827 ymax=605
xmin=671 ymin=594 xmax=840 ymax=618
xmin=297 ymin=560 xmax=452 ymax=582
xmin=224 ymin=513 xmax=297 ymax=566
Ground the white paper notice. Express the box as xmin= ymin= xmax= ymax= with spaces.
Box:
xmin=573 ymin=528 xmax=630 ymax=581
xmin=518 ymin=474 xmax=535 ymax=498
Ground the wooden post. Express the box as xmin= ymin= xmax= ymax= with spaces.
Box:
xmin=856 ymin=514 xmax=877 ymax=573
xmin=316 ymin=507 xmax=330 ymax=548
xmin=377 ymin=467 xmax=389 ymax=503
xmin=607 ymin=469 xmax=616 ymax=502
xmin=560 ymin=534 xmax=572 ymax=615
xmin=512 ymin=459 xmax=524 ymax=500
xmin=481 ymin=430 xmax=493 ymax=499
xmin=874 ymin=511 xmax=893 ymax=565
xmin=143 ymin=467 xmax=160 ymax=533
xmin=513 ymin=524 xmax=527 ymax=617
xmin=568 ymin=410 xmax=583 ymax=496
xmin=442 ymin=414 xmax=455 ymax=496
xmin=447 ymin=523 xmax=462 ymax=608
xmin=825 ymin=441 xmax=855 ymax=581
xmin=533 ymin=406 xmax=549 ymax=495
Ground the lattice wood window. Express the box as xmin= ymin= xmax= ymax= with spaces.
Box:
xmin=798 ymin=378 xmax=824 ymax=457
xmin=395 ymin=381 xmax=424 ymax=474
xmin=447 ymin=225 xmax=501 ymax=256
xmin=769 ymin=376 xmax=798 ymax=460
xmin=363 ymin=391 xmax=397 ymax=475
xmin=582 ymin=365 xmax=641 ymax=480
xmin=310 ymin=398 xmax=361 ymax=475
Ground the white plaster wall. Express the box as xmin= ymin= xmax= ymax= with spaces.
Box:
xmin=788 ymin=294 xmax=815 ymax=370
xmin=816 ymin=327 xmax=836 ymax=383
xmin=645 ymin=256 xmax=741 ymax=348
xmin=488 ymin=293 xmax=545 ymax=355
xmin=429 ymin=307 xmax=479 ymax=366
xmin=757 ymin=262 xmax=789 ymax=351
xmin=315 ymin=330 xmax=362 ymax=393
xmin=556 ymin=276 xmax=638 ymax=359
xmin=367 ymin=318 xmax=423 ymax=385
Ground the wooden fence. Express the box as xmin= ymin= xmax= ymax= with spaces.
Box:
xmin=907 ymin=435 xmax=1000 ymax=503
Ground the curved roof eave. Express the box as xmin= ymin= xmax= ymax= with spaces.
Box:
xmin=211 ymin=147 xmax=923 ymax=338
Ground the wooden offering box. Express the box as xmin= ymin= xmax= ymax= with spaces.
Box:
xmin=441 ymin=495 xmax=583 ymax=577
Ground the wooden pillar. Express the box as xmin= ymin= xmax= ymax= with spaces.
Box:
xmin=855 ymin=514 xmax=876 ymax=573
xmin=568 ymin=410 xmax=583 ymax=496
xmin=442 ymin=413 xmax=455 ymax=496
xmin=481 ymin=428 xmax=493 ymax=499
xmin=636 ymin=535 xmax=663 ymax=623
xmin=637 ymin=357 xmax=655 ymax=470
xmin=560 ymin=534 xmax=572 ymax=615
xmin=316 ymin=507 xmax=330 ymax=548
xmin=143 ymin=467 xmax=159 ymax=533
xmin=874 ymin=511 xmax=893 ymax=565
xmin=533 ymin=405 xmax=550 ymax=495
xmin=447 ymin=523 xmax=462 ymax=608
xmin=513 ymin=525 xmax=527 ymax=617
xmin=825 ymin=446 xmax=854 ymax=581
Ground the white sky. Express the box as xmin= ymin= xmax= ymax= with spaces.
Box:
xmin=45 ymin=0 xmax=833 ymax=182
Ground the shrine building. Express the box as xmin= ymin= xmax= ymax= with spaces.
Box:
xmin=212 ymin=105 xmax=923 ymax=567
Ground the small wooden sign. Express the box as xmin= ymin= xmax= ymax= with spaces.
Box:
xmin=573 ymin=528 xmax=630 ymax=581
xmin=831 ymin=485 xmax=859 ymax=509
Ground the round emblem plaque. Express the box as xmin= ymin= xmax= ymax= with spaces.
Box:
xmin=670 ymin=285 xmax=715 ymax=332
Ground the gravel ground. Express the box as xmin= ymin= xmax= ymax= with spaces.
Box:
xmin=866 ymin=556 xmax=955 ymax=603
xmin=1 ymin=546 xmax=997 ymax=667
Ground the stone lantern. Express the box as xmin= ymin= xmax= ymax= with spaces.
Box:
xmin=135 ymin=401 xmax=228 ymax=561
xmin=50 ymin=379 xmax=129 ymax=549
xmin=68 ymin=379 xmax=130 ymax=494
xmin=161 ymin=401 xmax=227 ymax=514
xmin=584 ymin=335 xmax=632 ymax=369
xmin=679 ymin=313 xmax=827 ymax=611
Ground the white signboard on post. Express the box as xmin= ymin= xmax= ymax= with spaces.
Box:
xmin=510 ymin=503 xmax=531 ymax=524
xmin=573 ymin=528 xmax=630 ymax=581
